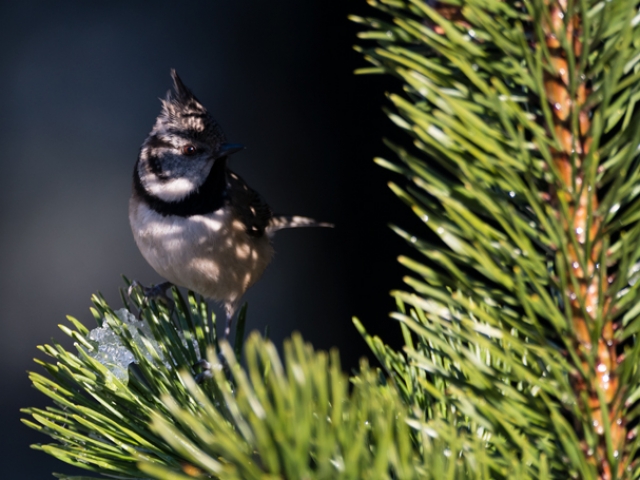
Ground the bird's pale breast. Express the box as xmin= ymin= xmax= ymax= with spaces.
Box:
xmin=129 ymin=196 xmax=274 ymax=307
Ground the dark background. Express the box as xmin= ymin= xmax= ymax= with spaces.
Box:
xmin=0 ymin=1 xmax=417 ymax=477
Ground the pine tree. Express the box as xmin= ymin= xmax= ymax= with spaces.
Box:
xmin=22 ymin=1 xmax=640 ymax=479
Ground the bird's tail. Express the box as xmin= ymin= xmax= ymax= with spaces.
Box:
xmin=267 ymin=215 xmax=334 ymax=235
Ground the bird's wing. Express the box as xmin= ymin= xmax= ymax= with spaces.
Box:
xmin=227 ymin=170 xmax=273 ymax=237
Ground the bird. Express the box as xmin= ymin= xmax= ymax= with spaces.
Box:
xmin=129 ymin=69 xmax=332 ymax=338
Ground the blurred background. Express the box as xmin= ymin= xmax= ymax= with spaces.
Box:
xmin=0 ymin=1 xmax=419 ymax=477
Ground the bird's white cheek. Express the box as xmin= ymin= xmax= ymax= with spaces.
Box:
xmin=145 ymin=177 xmax=196 ymax=202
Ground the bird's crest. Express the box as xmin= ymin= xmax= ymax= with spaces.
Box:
xmin=152 ymin=69 xmax=226 ymax=143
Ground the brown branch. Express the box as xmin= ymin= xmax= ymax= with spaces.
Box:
xmin=425 ymin=1 xmax=470 ymax=34
xmin=423 ymin=1 xmax=627 ymax=475
xmin=543 ymin=2 xmax=624 ymax=478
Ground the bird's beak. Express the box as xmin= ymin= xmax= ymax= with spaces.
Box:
xmin=217 ymin=143 xmax=245 ymax=158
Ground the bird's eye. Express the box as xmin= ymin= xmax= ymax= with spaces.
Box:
xmin=182 ymin=144 xmax=198 ymax=156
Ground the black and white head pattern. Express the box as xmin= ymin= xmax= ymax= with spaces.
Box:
xmin=136 ymin=69 xmax=227 ymax=203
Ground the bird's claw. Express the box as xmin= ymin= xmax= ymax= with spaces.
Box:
xmin=127 ymin=280 xmax=174 ymax=316
xmin=193 ymin=353 xmax=228 ymax=383
xmin=193 ymin=359 xmax=213 ymax=383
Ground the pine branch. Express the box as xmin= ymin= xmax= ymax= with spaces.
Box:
xmin=353 ymin=0 xmax=640 ymax=478
xmin=26 ymin=282 xmax=532 ymax=479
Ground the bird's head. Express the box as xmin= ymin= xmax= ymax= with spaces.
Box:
xmin=136 ymin=69 xmax=243 ymax=202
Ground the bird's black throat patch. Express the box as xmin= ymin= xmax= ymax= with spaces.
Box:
xmin=133 ymin=157 xmax=227 ymax=217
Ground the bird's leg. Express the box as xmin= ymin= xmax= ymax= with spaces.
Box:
xmin=223 ymin=302 xmax=238 ymax=339
xmin=127 ymin=280 xmax=174 ymax=316
xmin=224 ymin=313 xmax=233 ymax=340
xmin=194 ymin=304 xmax=237 ymax=383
